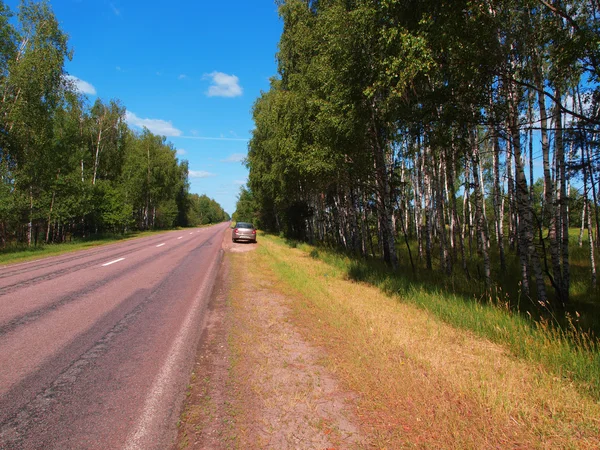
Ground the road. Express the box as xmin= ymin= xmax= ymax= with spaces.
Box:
xmin=0 ymin=223 xmax=229 ymax=450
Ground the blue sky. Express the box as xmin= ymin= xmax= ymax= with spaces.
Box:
xmin=12 ymin=0 xmax=283 ymax=215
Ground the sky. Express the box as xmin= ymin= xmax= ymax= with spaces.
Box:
xmin=10 ymin=0 xmax=283 ymax=215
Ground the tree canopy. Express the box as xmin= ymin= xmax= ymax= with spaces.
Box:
xmin=247 ymin=0 xmax=600 ymax=309
xmin=0 ymin=0 xmax=228 ymax=246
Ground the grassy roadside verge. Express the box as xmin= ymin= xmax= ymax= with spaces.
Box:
xmin=277 ymin=235 xmax=600 ymax=401
xmin=255 ymin=233 xmax=600 ymax=448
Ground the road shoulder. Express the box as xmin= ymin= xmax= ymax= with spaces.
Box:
xmin=177 ymin=232 xmax=600 ymax=448
xmin=175 ymin=232 xmax=363 ymax=449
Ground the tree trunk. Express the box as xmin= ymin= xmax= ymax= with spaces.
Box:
xmin=363 ymin=191 xmax=376 ymax=258
xmin=579 ymin=203 xmax=585 ymax=247
xmin=536 ymin=70 xmax=564 ymax=304
xmin=146 ymin=142 xmax=151 ymax=230
xmin=585 ymin=138 xmax=600 ymax=249
xmin=46 ymin=190 xmax=55 ymax=244
xmin=492 ymin=130 xmax=506 ymax=271
xmin=424 ymin=152 xmax=433 ymax=270
xmin=414 ymin=149 xmax=423 ymax=260
xmin=448 ymin=147 xmax=466 ymax=274
xmin=506 ymin=135 xmax=517 ymax=251
xmin=528 ymin=91 xmax=535 ymax=204
xmin=370 ymin=112 xmax=398 ymax=269
xmin=554 ymin=90 xmax=569 ymax=304
xmin=509 ymin=83 xmax=547 ymax=302
xmin=586 ymin=197 xmax=597 ymax=288
xmin=472 ymin=131 xmax=491 ymax=289
xmin=333 ymin=193 xmax=346 ymax=248
xmin=582 ymin=141 xmax=597 ymax=287
xmin=28 ymin=186 xmax=33 ymax=247
xmin=435 ymin=153 xmax=449 ymax=274
xmin=463 ymin=157 xmax=473 ymax=258
xmin=475 ymin=145 xmax=490 ymax=248
xmin=93 ymin=127 xmax=102 ymax=185
xmin=348 ymin=187 xmax=361 ymax=254
xmin=46 ymin=170 xmax=60 ymax=244
xmin=396 ymin=198 xmax=415 ymax=274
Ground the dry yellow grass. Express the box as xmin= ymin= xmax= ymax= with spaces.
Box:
xmin=256 ymin=235 xmax=600 ymax=449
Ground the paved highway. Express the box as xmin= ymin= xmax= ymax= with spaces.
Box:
xmin=0 ymin=223 xmax=229 ymax=449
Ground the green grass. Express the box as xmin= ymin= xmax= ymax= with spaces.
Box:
xmin=0 ymin=229 xmax=177 ymax=265
xmin=263 ymin=232 xmax=600 ymax=401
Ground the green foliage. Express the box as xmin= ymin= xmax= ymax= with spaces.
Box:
xmin=0 ymin=1 xmax=227 ymax=247
xmin=232 ymin=185 xmax=258 ymax=225
xmin=93 ymin=180 xmax=134 ymax=232
xmin=186 ymin=193 xmax=229 ymax=226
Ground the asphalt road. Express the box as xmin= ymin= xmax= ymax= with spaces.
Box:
xmin=0 ymin=223 xmax=229 ymax=450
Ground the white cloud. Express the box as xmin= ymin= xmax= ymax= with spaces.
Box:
xmin=204 ymin=71 xmax=243 ymax=98
xmin=233 ymin=179 xmax=247 ymax=186
xmin=64 ymin=75 xmax=97 ymax=95
xmin=176 ymin=148 xmax=186 ymax=156
xmin=110 ymin=3 xmax=120 ymax=16
xmin=125 ymin=111 xmax=182 ymax=137
xmin=189 ymin=170 xmax=217 ymax=178
xmin=221 ymin=153 xmax=246 ymax=163
xmin=178 ymin=74 xmax=187 ymax=80
xmin=116 ymin=66 xmax=123 ymax=72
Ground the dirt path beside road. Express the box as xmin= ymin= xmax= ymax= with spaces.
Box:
xmin=175 ymin=231 xmax=363 ymax=449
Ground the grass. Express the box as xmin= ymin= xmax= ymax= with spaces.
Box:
xmin=252 ymin=232 xmax=600 ymax=447
xmin=281 ymin=234 xmax=600 ymax=401
xmin=324 ymin=229 xmax=600 ymax=334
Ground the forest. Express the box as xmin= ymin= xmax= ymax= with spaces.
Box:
xmin=0 ymin=1 xmax=228 ymax=249
xmin=244 ymin=0 xmax=600 ymax=320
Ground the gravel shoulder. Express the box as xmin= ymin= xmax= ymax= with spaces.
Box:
xmin=175 ymin=231 xmax=363 ymax=449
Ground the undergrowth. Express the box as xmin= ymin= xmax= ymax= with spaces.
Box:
xmin=272 ymin=233 xmax=600 ymax=401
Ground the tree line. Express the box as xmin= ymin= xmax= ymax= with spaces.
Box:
xmin=0 ymin=1 xmax=228 ymax=248
xmin=245 ymin=0 xmax=600 ymax=308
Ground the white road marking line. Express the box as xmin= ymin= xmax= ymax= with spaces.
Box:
xmin=102 ymin=258 xmax=125 ymax=267
xmin=189 ymin=232 xmax=193 ymax=235
xmin=156 ymin=243 xmax=165 ymax=247
xmin=123 ymin=248 xmax=220 ymax=450
xmin=178 ymin=236 xmax=183 ymax=240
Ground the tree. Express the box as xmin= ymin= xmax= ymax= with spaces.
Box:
xmin=247 ymin=0 xmax=600 ymax=309
xmin=0 ymin=0 xmax=71 ymax=245
xmin=232 ymin=186 xmax=258 ymax=224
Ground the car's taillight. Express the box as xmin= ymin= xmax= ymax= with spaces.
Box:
xmin=252 ymin=230 xmax=256 ymax=234
xmin=234 ymin=228 xmax=238 ymax=233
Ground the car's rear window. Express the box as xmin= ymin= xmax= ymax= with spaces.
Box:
xmin=236 ymin=222 xmax=254 ymax=229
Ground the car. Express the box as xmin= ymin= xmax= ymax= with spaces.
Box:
xmin=232 ymin=222 xmax=257 ymax=243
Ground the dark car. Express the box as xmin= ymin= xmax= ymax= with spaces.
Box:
xmin=232 ymin=222 xmax=257 ymax=243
